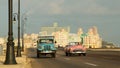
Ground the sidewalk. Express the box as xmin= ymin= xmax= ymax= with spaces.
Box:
xmin=0 ymin=53 xmax=32 ymax=68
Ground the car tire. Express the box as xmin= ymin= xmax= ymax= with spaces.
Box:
xmin=37 ymin=53 xmax=39 ymax=58
xmin=82 ymin=53 xmax=86 ymax=56
xmin=78 ymin=53 xmax=81 ymax=56
xmin=65 ymin=52 xmax=69 ymax=56
xmin=52 ymin=53 xmax=56 ymax=58
xmin=37 ymin=50 xmax=39 ymax=58
xmin=68 ymin=53 xmax=72 ymax=56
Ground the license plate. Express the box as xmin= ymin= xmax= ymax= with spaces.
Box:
xmin=72 ymin=51 xmax=82 ymax=53
xmin=43 ymin=51 xmax=52 ymax=53
xmin=76 ymin=52 xmax=82 ymax=53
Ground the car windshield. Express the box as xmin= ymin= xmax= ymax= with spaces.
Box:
xmin=69 ymin=42 xmax=79 ymax=45
xmin=66 ymin=45 xmax=72 ymax=47
xmin=40 ymin=39 xmax=53 ymax=43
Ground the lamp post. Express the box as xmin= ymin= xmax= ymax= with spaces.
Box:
xmin=13 ymin=13 xmax=21 ymax=57
xmin=16 ymin=0 xmax=21 ymax=57
xmin=21 ymin=14 xmax=27 ymax=51
xmin=4 ymin=0 xmax=17 ymax=64
xmin=21 ymin=19 xmax=24 ymax=52
xmin=13 ymin=13 xmax=27 ymax=52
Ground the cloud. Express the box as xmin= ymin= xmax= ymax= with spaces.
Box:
xmin=48 ymin=0 xmax=64 ymax=14
xmin=19 ymin=0 xmax=120 ymax=15
xmin=59 ymin=0 xmax=108 ymax=15
xmin=19 ymin=0 xmax=65 ymax=15
xmin=81 ymin=0 xmax=108 ymax=15
xmin=65 ymin=0 xmax=120 ymax=15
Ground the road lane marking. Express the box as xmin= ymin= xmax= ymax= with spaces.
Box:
xmin=64 ymin=58 xmax=71 ymax=60
xmin=85 ymin=62 xmax=98 ymax=66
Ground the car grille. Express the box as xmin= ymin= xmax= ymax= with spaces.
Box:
xmin=44 ymin=45 xmax=51 ymax=50
xmin=73 ymin=49 xmax=83 ymax=52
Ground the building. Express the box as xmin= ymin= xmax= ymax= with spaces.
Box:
xmin=82 ymin=26 xmax=102 ymax=48
xmin=52 ymin=29 xmax=69 ymax=47
xmin=40 ymin=23 xmax=70 ymax=47
xmin=0 ymin=38 xmax=5 ymax=45
xmin=39 ymin=23 xmax=102 ymax=48
xmin=40 ymin=23 xmax=70 ymax=35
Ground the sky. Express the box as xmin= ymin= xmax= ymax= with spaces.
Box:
xmin=0 ymin=0 xmax=120 ymax=46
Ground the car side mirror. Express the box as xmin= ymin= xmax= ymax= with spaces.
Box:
xmin=55 ymin=41 xmax=57 ymax=43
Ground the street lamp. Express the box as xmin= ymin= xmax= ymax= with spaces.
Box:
xmin=4 ymin=0 xmax=17 ymax=64
xmin=21 ymin=13 xmax=27 ymax=51
xmin=13 ymin=12 xmax=21 ymax=57
xmin=13 ymin=13 xmax=27 ymax=52
xmin=13 ymin=0 xmax=21 ymax=57
xmin=16 ymin=0 xmax=21 ymax=57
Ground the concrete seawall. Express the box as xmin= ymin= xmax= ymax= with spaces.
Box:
xmin=88 ymin=48 xmax=120 ymax=51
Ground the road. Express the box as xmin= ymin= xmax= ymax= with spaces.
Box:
xmin=26 ymin=48 xmax=120 ymax=68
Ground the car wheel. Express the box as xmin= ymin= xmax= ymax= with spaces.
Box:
xmin=37 ymin=50 xmax=39 ymax=58
xmin=68 ymin=53 xmax=72 ymax=56
xmin=65 ymin=52 xmax=69 ymax=56
xmin=37 ymin=53 xmax=39 ymax=58
xmin=52 ymin=53 xmax=56 ymax=58
xmin=82 ymin=53 xmax=86 ymax=56
xmin=78 ymin=53 xmax=81 ymax=56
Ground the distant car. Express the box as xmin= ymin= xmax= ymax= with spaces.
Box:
xmin=58 ymin=44 xmax=63 ymax=48
xmin=64 ymin=42 xmax=86 ymax=56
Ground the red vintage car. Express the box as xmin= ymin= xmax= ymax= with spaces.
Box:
xmin=64 ymin=42 xmax=86 ymax=56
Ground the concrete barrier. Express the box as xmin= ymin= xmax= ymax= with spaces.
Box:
xmin=88 ymin=48 xmax=120 ymax=51
xmin=0 ymin=45 xmax=3 ymax=56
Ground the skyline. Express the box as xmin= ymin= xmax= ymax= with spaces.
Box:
xmin=0 ymin=0 xmax=120 ymax=46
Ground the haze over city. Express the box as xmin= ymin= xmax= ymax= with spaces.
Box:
xmin=0 ymin=0 xmax=120 ymax=46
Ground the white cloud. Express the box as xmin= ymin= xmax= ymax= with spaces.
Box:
xmin=61 ymin=0 xmax=108 ymax=15
xmin=21 ymin=0 xmax=65 ymax=15
xmin=66 ymin=0 xmax=120 ymax=15
xmin=19 ymin=0 xmax=120 ymax=15
xmin=49 ymin=3 xmax=61 ymax=14
xmin=48 ymin=0 xmax=64 ymax=14
xmin=82 ymin=0 xmax=108 ymax=15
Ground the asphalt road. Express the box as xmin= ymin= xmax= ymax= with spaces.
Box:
xmin=26 ymin=48 xmax=120 ymax=68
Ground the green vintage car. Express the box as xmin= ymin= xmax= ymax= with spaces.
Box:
xmin=37 ymin=36 xmax=57 ymax=58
